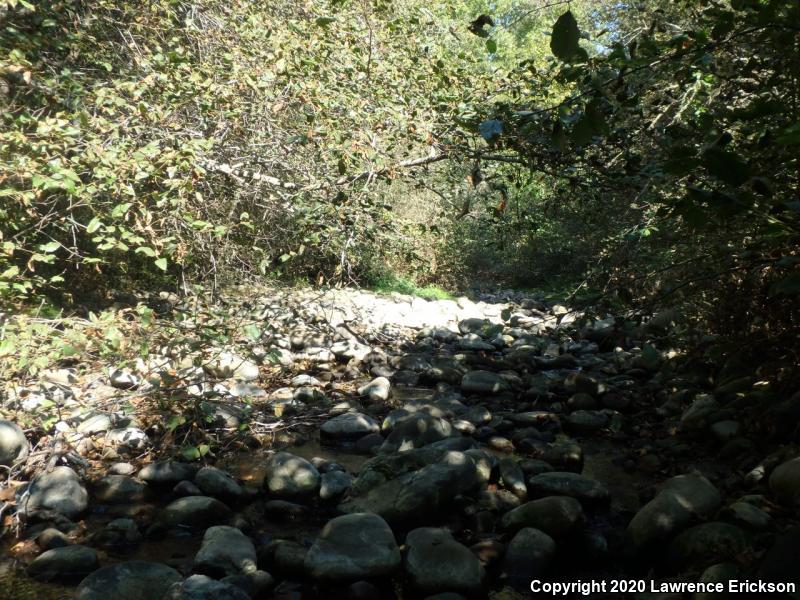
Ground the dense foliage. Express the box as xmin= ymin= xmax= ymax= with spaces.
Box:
xmin=2 ymin=0 xmax=799 ymax=359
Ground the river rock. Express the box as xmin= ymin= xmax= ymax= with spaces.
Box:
xmin=106 ymin=427 xmax=149 ymax=450
xmin=305 ymin=513 xmax=401 ymax=581
xmin=290 ymin=374 xmax=322 ymax=387
xmin=626 ymin=473 xmax=721 ymax=551
xmin=19 ymin=466 xmax=88 ymax=519
xmin=28 ymin=545 xmax=99 ymax=582
xmin=358 ymin=377 xmax=391 ymax=403
xmin=564 ymin=410 xmax=609 ymax=434
xmin=195 ymin=466 xmax=243 ymax=501
xmin=461 ymin=371 xmax=507 ymax=394
xmin=769 ymin=456 xmax=800 ymax=505
xmin=680 ymin=394 xmax=720 ymax=430
xmin=563 ymin=372 xmax=601 ymax=396
xmin=160 ymin=496 xmax=232 ymax=528
xmin=76 ymin=562 xmax=181 ymax=600
xmin=695 ymin=563 xmax=740 ymax=600
xmin=139 ymin=461 xmax=197 ymax=485
xmin=263 ymin=452 xmax=320 ymax=499
xmin=459 ymin=334 xmax=495 ymax=351
xmin=567 ymin=393 xmax=597 ymax=411
xmin=92 ymin=517 xmax=142 ymax=550
xmin=259 ymin=540 xmax=308 ymax=578
xmin=94 ymin=475 xmax=147 ymax=504
xmin=756 ymin=528 xmax=800 ymax=592
xmin=379 ymin=413 xmax=456 ymax=453
xmin=320 ymin=413 xmax=380 ymax=440
xmin=340 ymin=451 xmax=478 ymax=524
xmin=464 ymin=449 xmax=497 ymax=484
xmin=458 ymin=318 xmax=502 ymax=338
xmin=320 ymin=470 xmax=353 ymax=501
xmin=193 ymin=526 xmax=257 ymax=577
xmin=404 ymin=528 xmax=485 ymax=596
xmin=501 ymin=496 xmax=585 ymax=537
xmin=499 ymin=457 xmax=527 ymax=499
xmin=502 ymin=528 xmax=555 ymax=588
xmin=204 ymin=351 xmax=259 ymax=381
xmin=725 ymin=501 xmax=771 ymax=529
xmin=164 ymin=574 xmax=251 ymax=600
xmin=37 ymin=528 xmax=71 ymax=550
xmin=109 ymin=368 xmax=140 ymax=390
xmin=77 ymin=413 xmax=114 ymax=435
xmin=348 ymin=440 xmax=473 ymax=497
xmin=0 ymin=419 xmax=28 ymax=466
xmin=666 ymin=522 xmax=749 ymax=570
xmin=526 ymin=472 xmax=610 ymax=506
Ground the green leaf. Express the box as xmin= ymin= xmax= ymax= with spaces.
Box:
xmin=38 ymin=241 xmax=60 ymax=253
xmin=167 ymin=415 xmax=186 ymax=431
xmin=61 ymin=345 xmax=78 ymax=357
xmin=154 ymin=258 xmax=168 ymax=271
xmin=550 ymin=11 xmax=587 ymax=62
xmin=135 ymin=246 xmax=157 ymax=257
xmin=181 ymin=445 xmax=201 ymax=460
xmin=86 ymin=217 xmax=103 ymax=233
xmin=1 ymin=265 xmax=20 ymax=279
xmin=111 ymin=202 xmax=132 ymax=218
xmin=486 ymin=39 xmax=497 ymax=54
xmin=316 ymin=17 xmax=335 ymax=26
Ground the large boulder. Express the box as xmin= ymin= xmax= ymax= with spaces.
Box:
xmin=0 ymin=419 xmax=29 ymax=466
xmin=263 ymin=452 xmax=320 ymax=499
xmin=756 ymin=528 xmax=800 ymax=593
xmin=305 ymin=513 xmax=401 ymax=581
xmin=666 ymin=522 xmax=750 ymax=571
xmin=769 ymin=456 xmax=800 ymax=506
xmin=75 ymin=561 xmax=182 ymax=600
xmin=502 ymin=528 xmax=555 ymax=589
xmin=18 ymin=466 xmax=88 ymax=519
xmin=403 ymin=528 xmax=485 ymax=597
xmin=349 ymin=438 xmax=475 ymax=497
xmin=339 ymin=451 xmax=478 ymax=524
xmin=193 ymin=526 xmax=257 ymax=577
xmin=626 ymin=473 xmax=721 ymax=551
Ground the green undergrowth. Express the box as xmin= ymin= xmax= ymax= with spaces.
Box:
xmin=368 ymin=272 xmax=454 ymax=301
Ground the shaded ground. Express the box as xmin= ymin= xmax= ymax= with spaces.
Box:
xmin=1 ymin=285 xmax=798 ymax=599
